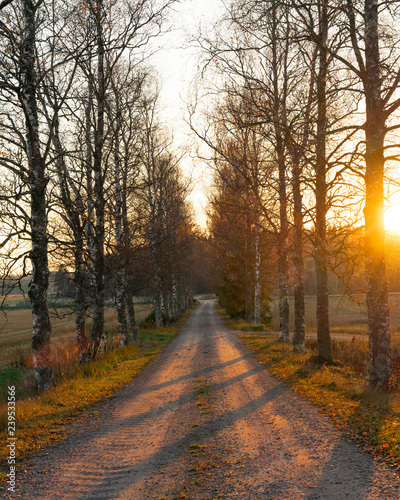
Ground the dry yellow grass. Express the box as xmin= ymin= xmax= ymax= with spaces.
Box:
xmin=270 ymin=292 xmax=400 ymax=335
xmin=239 ymin=332 xmax=400 ymax=473
xmin=0 ymin=304 xmax=152 ymax=367
xmin=0 ymin=304 xmax=199 ymax=480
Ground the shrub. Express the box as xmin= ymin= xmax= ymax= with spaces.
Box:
xmin=140 ymin=309 xmax=156 ymax=327
xmin=0 ymin=367 xmax=25 ymax=400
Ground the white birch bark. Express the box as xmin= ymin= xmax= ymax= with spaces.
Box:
xmin=314 ymin=0 xmax=332 ymax=364
xmin=111 ymin=86 xmax=128 ymax=346
xmin=88 ymin=0 xmax=106 ymax=358
xmin=21 ymin=0 xmax=53 ymax=392
xmin=270 ymin=2 xmax=290 ymax=342
xmin=122 ymin=154 xmax=138 ymax=344
xmin=363 ymin=0 xmax=391 ymax=387
xmin=254 ymin=222 xmax=261 ymax=326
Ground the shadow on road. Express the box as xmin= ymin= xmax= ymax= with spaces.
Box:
xmin=75 ymin=382 xmax=288 ymax=499
xmin=138 ymin=352 xmax=253 ymax=396
xmin=306 ymin=441 xmax=374 ymax=499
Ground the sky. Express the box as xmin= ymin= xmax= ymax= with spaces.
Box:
xmin=151 ymin=0 xmax=223 ymax=122
xmin=149 ymin=0 xmax=225 ymax=228
xmin=149 ymin=0 xmax=400 ymax=234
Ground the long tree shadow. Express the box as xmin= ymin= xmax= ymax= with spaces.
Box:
xmin=306 ymin=440 xmax=375 ymax=500
xmin=75 ymin=382 xmax=288 ymax=499
xmin=135 ymin=352 xmax=253 ymax=396
xmin=29 ymin=362 xmax=265 ymax=472
xmin=97 ymin=363 xmax=265 ymax=440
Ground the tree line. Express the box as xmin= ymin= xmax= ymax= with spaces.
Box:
xmin=0 ymin=0 xmax=195 ymax=392
xmin=190 ymin=0 xmax=400 ymax=389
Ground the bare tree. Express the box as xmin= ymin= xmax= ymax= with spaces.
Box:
xmin=291 ymin=0 xmax=400 ymax=386
xmin=139 ymin=93 xmax=188 ymax=326
xmin=71 ymin=0 xmax=178 ymax=358
xmin=0 ymin=0 xmax=82 ymax=391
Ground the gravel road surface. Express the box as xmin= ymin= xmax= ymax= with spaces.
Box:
xmin=4 ymin=300 xmax=400 ymax=499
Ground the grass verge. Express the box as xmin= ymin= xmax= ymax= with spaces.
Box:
xmin=0 ymin=303 xmax=197 ymax=481
xmin=241 ymin=333 xmax=400 ymax=473
xmin=218 ymin=307 xmax=400 ymax=473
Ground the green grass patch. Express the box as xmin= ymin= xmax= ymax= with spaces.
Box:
xmin=239 ymin=331 xmax=400 ymax=472
xmin=215 ymin=308 xmax=270 ymax=333
xmin=0 ymin=304 xmax=198 ymax=480
xmin=238 ymin=323 xmax=269 ymax=332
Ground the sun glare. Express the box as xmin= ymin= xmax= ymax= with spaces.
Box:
xmin=385 ymin=204 xmax=400 ymax=234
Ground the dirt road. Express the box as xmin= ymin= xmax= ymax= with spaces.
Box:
xmin=6 ymin=300 xmax=400 ymax=499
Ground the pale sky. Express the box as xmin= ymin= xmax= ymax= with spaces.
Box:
xmin=152 ymin=0 xmax=224 ymax=121
xmin=150 ymin=0 xmax=225 ymax=228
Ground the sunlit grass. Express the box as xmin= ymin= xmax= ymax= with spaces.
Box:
xmin=239 ymin=331 xmax=400 ymax=472
xmin=268 ymin=293 xmax=400 ymax=335
xmin=0 ymin=304 xmax=153 ymax=368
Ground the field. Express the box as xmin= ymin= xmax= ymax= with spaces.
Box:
xmin=0 ymin=302 xmax=153 ymax=368
xmin=270 ymin=292 xmax=400 ymax=335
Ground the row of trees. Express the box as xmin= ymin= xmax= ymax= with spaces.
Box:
xmin=0 ymin=0 xmax=195 ymax=392
xmin=191 ymin=0 xmax=400 ymax=388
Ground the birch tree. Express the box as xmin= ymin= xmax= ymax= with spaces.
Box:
xmin=106 ymin=65 xmax=146 ymax=345
xmin=73 ymin=0 xmax=178 ymax=358
xmin=291 ymin=0 xmax=400 ymax=385
xmin=0 ymin=0 xmax=80 ymax=391
xmin=313 ymin=0 xmax=333 ymax=363
xmin=344 ymin=0 xmax=400 ymax=387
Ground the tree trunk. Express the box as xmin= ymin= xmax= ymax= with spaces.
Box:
xmin=169 ymin=275 xmax=177 ymax=322
xmin=126 ymin=283 xmax=138 ymax=344
xmin=292 ymin=157 xmax=305 ymax=352
xmin=364 ymin=0 xmax=391 ymax=387
xmin=254 ymin=221 xmax=261 ymax=326
xmin=113 ymin=97 xmax=128 ymax=346
xmin=122 ymin=154 xmax=137 ymax=344
xmin=245 ymin=278 xmax=252 ymax=323
xmin=271 ymin=3 xmax=289 ymax=343
xmin=29 ymin=172 xmax=53 ymax=392
xmin=153 ymin=262 xmax=163 ymax=328
xmin=167 ymin=290 xmax=173 ymax=322
xmin=277 ymin=145 xmax=290 ymax=343
xmin=116 ymin=271 xmax=127 ymax=346
xmin=21 ymin=0 xmax=53 ymax=392
xmin=82 ymin=58 xmax=96 ymax=363
xmin=173 ymin=281 xmax=179 ymax=319
xmin=161 ymin=287 xmax=168 ymax=321
xmin=89 ymin=0 xmax=106 ymax=358
xmin=245 ymin=232 xmax=253 ymax=323
xmin=74 ymin=248 xmax=88 ymax=357
xmin=151 ymin=213 xmax=162 ymax=326
xmin=314 ymin=0 xmax=332 ymax=364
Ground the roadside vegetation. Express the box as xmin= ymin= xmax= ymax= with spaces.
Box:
xmin=219 ymin=307 xmax=400 ymax=474
xmin=0 ymin=303 xmax=197 ymax=481
xmin=269 ymin=293 xmax=400 ymax=336
xmin=0 ymin=303 xmax=153 ymax=370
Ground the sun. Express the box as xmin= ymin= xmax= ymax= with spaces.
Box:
xmin=385 ymin=203 xmax=400 ymax=234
